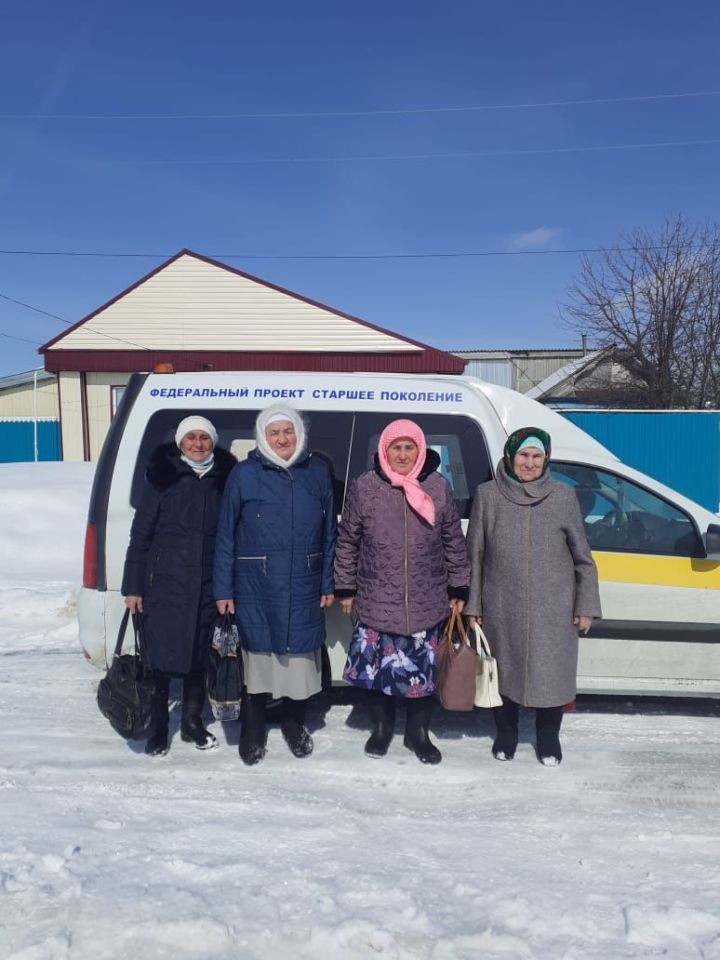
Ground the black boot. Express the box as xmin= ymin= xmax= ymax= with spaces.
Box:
xmin=281 ymin=698 xmax=313 ymax=758
xmin=536 ymin=706 xmax=563 ymax=766
xmin=180 ymin=670 xmax=217 ymax=750
xmin=240 ymin=693 xmax=267 ymax=765
xmin=492 ymin=697 xmax=519 ymax=761
xmin=365 ymin=692 xmax=396 ymax=758
xmin=145 ymin=674 xmax=170 ymax=756
xmin=403 ymin=697 xmax=441 ymax=764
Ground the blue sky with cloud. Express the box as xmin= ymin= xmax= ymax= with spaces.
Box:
xmin=1 ymin=0 xmax=719 ymax=374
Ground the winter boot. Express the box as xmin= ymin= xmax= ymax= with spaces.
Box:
xmin=364 ymin=692 xmax=396 ymax=758
xmin=403 ymin=696 xmax=442 ymax=764
xmin=180 ymin=670 xmax=218 ymax=750
xmin=145 ymin=674 xmax=171 ymax=756
xmin=281 ymin=698 xmax=314 ymax=758
xmin=492 ymin=697 xmax=519 ymax=761
xmin=536 ymin=706 xmax=563 ymax=766
xmin=239 ymin=693 xmax=267 ymax=765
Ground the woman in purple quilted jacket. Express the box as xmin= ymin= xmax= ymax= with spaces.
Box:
xmin=334 ymin=419 xmax=470 ymax=764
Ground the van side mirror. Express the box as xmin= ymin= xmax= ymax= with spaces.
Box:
xmin=704 ymin=523 xmax=720 ymax=560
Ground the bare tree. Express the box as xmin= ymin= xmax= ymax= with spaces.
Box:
xmin=562 ymin=216 xmax=720 ymax=408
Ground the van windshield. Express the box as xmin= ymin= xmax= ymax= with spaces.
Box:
xmin=132 ymin=409 xmax=491 ymax=518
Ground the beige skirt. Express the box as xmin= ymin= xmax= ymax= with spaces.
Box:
xmin=242 ymin=649 xmax=322 ymax=700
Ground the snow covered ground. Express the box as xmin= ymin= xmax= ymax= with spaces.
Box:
xmin=1 ymin=462 xmax=719 ymax=960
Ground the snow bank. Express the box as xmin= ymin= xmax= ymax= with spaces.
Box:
xmin=0 ymin=461 xmax=94 ymax=583
xmin=1 ymin=463 xmax=719 ymax=959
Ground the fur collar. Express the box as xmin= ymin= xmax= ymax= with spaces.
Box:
xmin=146 ymin=442 xmax=236 ymax=493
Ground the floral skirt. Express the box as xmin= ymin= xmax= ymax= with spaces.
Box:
xmin=343 ymin=619 xmax=444 ymax=698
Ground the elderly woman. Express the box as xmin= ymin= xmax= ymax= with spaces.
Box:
xmin=122 ymin=416 xmax=236 ymax=755
xmin=334 ymin=419 xmax=470 ymax=764
xmin=465 ymin=427 xmax=602 ymax=766
xmin=214 ymin=405 xmax=335 ymax=765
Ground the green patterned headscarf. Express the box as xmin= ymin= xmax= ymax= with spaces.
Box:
xmin=503 ymin=427 xmax=552 ymax=482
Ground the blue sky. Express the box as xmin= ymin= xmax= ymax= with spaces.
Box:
xmin=1 ymin=0 xmax=719 ymax=375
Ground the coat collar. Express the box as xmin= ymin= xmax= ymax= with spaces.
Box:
xmin=146 ymin=442 xmax=236 ymax=492
xmin=494 ymin=458 xmax=555 ymax=505
xmin=248 ymin=447 xmax=312 ymax=472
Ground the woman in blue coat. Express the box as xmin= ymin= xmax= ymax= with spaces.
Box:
xmin=214 ymin=404 xmax=336 ymax=765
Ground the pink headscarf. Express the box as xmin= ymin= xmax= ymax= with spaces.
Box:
xmin=377 ymin=419 xmax=436 ymax=526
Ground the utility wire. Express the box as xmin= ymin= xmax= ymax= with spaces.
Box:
xmin=0 ymin=330 xmax=42 ymax=344
xmin=0 ymin=292 xmax=67 ymax=323
xmin=0 ymin=291 xmax=150 ymax=351
xmin=103 ymin=136 xmax=720 ymax=165
xmin=1 ymin=89 xmax=719 ymax=120
xmin=0 ymin=244 xmax=713 ymax=261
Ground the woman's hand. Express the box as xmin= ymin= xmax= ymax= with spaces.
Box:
xmin=124 ymin=595 xmax=143 ymax=614
xmin=216 ymin=599 xmax=235 ymax=615
xmin=339 ymin=597 xmax=354 ymax=616
xmin=466 ymin=615 xmax=482 ymax=628
xmin=574 ymin=615 xmax=592 ymax=635
xmin=320 ymin=594 xmax=334 ymax=609
xmin=449 ymin=598 xmax=465 ymax=614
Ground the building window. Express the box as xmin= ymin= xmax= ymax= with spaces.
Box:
xmin=111 ymin=385 xmax=126 ymax=418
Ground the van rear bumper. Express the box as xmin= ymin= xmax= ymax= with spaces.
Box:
xmin=78 ymin=587 xmax=126 ymax=669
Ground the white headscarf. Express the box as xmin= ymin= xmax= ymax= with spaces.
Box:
xmin=175 ymin=416 xmax=218 ymax=448
xmin=255 ymin=404 xmax=306 ymax=469
xmin=175 ymin=415 xmax=218 ymax=476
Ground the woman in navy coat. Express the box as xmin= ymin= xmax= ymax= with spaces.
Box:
xmin=122 ymin=416 xmax=236 ymax=756
xmin=214 ymin=404 xmax=335 ymax=765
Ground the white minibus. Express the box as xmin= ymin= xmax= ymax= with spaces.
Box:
xmin=79 ymin=371 xmax=720 ymax=697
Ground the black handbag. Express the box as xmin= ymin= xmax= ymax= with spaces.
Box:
xmin=206 ymin=613 xmax=243 ymax=722
xmin=97 ymin=609 xmax=155 ymax=740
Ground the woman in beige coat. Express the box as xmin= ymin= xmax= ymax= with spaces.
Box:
xmin=465 ymin=427 xmax=601 ymax=766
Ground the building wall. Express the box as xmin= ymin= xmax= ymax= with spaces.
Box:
xmin=453 ymin=351 xmax=585 ymax=393
xmin=461 ymin=357 xmax=513 ymax=387
xmin=58 ymin=371 xmax=85 ymax=461
xmin=85 ymin=372 xmax=131 ymax=461
xmin=0 ymin=379 xmax=58 ymax=417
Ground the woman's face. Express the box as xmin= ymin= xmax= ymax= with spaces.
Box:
xmin=180 ymin=431 xmax=214 ymax=462
xmin=512 ymin=447 xmax=546 ymax=482
xmin=387 ymin=438 xmax=419 ymax=475
xmin=265 ymin=420 xmax=297 ymax=460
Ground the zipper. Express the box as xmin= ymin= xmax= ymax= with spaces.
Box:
xmin=306 ymin=551 xmax=322 ymax=570
xmin=523 ymin=507 xmax=531 ymax=704
xmin=287 ymin=469 xmax=294 ymax=652
xmin=403 ymin=498 xmax=410 ymax=634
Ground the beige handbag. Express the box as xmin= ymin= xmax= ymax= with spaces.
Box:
xmin=472 ymin=623 xmax=503 ymax=708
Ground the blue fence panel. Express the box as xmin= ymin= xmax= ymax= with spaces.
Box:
xmin=0 ymin=419 xmax=61 ymax=463
xmin=560 ymin=411 xmax=720 ymax=514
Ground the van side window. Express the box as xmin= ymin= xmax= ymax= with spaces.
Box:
xmin=131 ymin=409 xmax=354 ymax=513
xmin=551 ymin=462 xmax=703 ymax=558
xmin=346 ymin=413 xmax=492 ymax=518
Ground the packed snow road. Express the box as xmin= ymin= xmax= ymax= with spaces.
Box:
xmin=1 ymin=463 xmax=719 ymax=960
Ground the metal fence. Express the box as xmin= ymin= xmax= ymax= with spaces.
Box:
xmin=0 ymin=419 xmax=61 ymax=463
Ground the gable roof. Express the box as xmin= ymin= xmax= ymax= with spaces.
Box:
xmin=39 ymin=250 xmax=463 ymax=373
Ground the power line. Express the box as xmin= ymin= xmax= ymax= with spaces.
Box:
xmin=99 ymin=136 xmax=720 ymax=165
xmin=0 ymin=290 xmax=150 ymax=351
xmin=0 ymin=330 xmax=41 ymax=345
xmin=0 ymin=244 xmax=711 ymax=262
xmin=1 ymin=89 xmax=719 ymax=120
xmin=0 ymin=292 xmax=67 ymax=323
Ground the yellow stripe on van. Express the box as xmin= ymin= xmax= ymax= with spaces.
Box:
xmin=593 ymin=551 xmax=720 ymax=590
